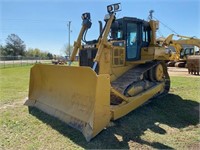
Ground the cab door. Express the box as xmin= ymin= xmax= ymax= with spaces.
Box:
xmin=126 ymin=22 xmax=140 ymax=61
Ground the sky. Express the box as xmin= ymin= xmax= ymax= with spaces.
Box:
xmin=0 ymin=0 xmax=200 ymax=55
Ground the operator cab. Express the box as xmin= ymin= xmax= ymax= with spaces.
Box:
xmin=180 ymin=47 xmax=194 ymax=59
xmin=110 ymin=17 xmax=151 ymax=61
xmin=79 ymin=17 xmax=152 ymax=70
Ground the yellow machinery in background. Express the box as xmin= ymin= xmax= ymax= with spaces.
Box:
xmin=25 ymin=3 xmax=171 ymax=141
xmin=163 ymin=34 xmax=200 ymax=67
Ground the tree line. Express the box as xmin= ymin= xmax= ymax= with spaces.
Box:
xmin=0 ymin=34 xmax=54 ymax=59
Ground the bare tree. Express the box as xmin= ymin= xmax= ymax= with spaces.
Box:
xmin=62 ymin=43 xmax=73 ymax=58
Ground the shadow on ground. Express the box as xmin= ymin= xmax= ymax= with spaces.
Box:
xmin=28 ymin=94 xmax=199 ymax=149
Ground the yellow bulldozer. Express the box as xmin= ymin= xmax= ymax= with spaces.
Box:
xmin=25 ymin=3 xmax=171 ymax=141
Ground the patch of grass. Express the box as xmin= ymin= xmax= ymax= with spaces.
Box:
xmin=0 ymin=66 xmax=31 ymax=105
xmin=0 ymin=107 xmax=82 ymax=150
xmin=170 ymin=76 xmax=200 ymax=100
xmin=0 ymin=66 xmax=199 ymax=149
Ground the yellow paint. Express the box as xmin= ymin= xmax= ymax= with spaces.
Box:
xmin=25 ymin=64 xmax=110 ymax=141
xmin=110 ymin=83 xmax=164 ymax=120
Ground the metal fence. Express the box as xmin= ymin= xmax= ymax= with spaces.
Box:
xmin=0 ymin=56 xmax=52 ymax=69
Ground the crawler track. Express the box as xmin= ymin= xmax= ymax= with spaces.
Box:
xmin=111 ymin=61 xmax=170 ymax=97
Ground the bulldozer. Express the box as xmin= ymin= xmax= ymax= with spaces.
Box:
xmin=25 ymin=3 xmax=171 ymax=141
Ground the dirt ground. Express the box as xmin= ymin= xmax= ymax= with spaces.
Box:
xmin=168 ymin=67 xmax=200 ymax=77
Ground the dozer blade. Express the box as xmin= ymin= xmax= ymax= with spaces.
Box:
xmin=24 ymin=64 xmax=110 ymax=141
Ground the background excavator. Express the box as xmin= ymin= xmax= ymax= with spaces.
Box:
xmin=163 ymin=34 xmax=200 ymax=75
xmin=163 ymin=34 xmax=200 ymax=68
xmin=25 ymin=3 xmax=171 ymax=141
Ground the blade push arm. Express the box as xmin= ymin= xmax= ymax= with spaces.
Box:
xmin=69 ymin=26 xmax=86 ymax=63
xmin=92 ymin=13 xmax=115 ymax=70
xmin=69 ymin=13 xmax=92 ymax=64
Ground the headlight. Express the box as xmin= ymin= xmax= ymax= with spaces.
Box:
xmin=107 ymin=5 xmax=113 ymax=13
xmin=81 ymin=12 xmax=92 ymax=29
xmin=81 ymin=13 xmax=91 ymax=20
xmin=107 ymin=3 xmax=121 ymax=13
xmin=114 ymin=4 xmax=120 ymax=11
